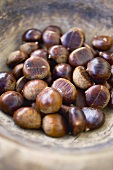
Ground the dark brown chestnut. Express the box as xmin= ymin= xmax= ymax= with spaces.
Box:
xmin=23 ymin=56 xmax=50 ymax=80
xmin=52 ymin=78 xmax=77 ymax=104
xmin=82 ymin=107 xmax=105 ymax=131
xmin=13 ymin=107 xmax=41 ymax=129
xmin=84 ymin=43 xmax=98 ymax=57
xmin=61 ymin=27 xmax=85 ymax=51
xmin=69 ymin=106 xmax=86 ymax=135
xmin=99 ymin=51 xmax=113 ymax=65
xmin=12 ymin=63 xmax=23 ymax=79
xmin=36 ymin=87 xmax=62 ymax=114
xmin=53 ymin=63 xmax=72 ymax=81
xmin=16 ymin=76 xmax=28 ymax=93
xmin=7 ymin=50 xmax=28 ymax=68
xmin=92 ymin=35 xmax=113 ymax=51
xmin=42 ymin=30 xmax=60 ymax=48
xmin=23 ymin=79 xmax=48 ymax=101
xmin=0 ymin=72 xmax=16 ymax=95
xmin=87 ymin=57 xmax=111 ymax=83
xmin=48 ymin=45 xmax=69 ymax=63
xmin=73 ymin=66 xmax=93 ymax=89
xmin=0 ymin=91 xmax=24 ymax=116
xmin=43 ymin=25 xmax=62 ymax=36
xmin=22 ymin=28 xmax=42 ymax=42
xmin=30 ymin=49 xmax=48 ymax=60
xmin=75 ymin=89 xmax=87 ymax=108
xmin=42 ymin=113 xmax=67 ymax=137
xmin=85 ymin=85 xmax=110 ymax=109
xmin=69 ymin=47 xmax=94 ymax=67
xmin=20 ymin=42 xmax=39 ymax=55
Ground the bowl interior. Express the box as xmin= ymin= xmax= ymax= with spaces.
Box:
xmin=0 ymin=0 xmax=113 ymax=155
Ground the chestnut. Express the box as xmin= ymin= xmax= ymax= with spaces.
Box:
xmin=0 ymin=72 xmax=16 ymax=95
xmin=30 ymin=49 xmax=48 ymax=60
xmin=53 ymin=63 xmax=72 ymax=81
xmin=52 ymin=78 xmax=77 ymax=104
xmin=75 ymin=89 xmax=87 ymax=108
xmin=69 ymin=106 xmax=86 ymax=135
xmin=61 ymin=27 xmax=85 ymax=51
xmin=7 ymin=50 xmax=28 ymax=68
xmin=73 ymin=66 xmax=93 ymax=89
xmin=13 ymin=107 xmax=41 ymax=129
xmin=92 ymin=35 xmax=113 ymax=51
xmin=48 ymin=45 xmax=69 ymax=63
xmin=87 ymin=57 xmax=111 ymax=83
xmin=99 ymin=52 xmax=113 ymax=65
xmin=12 ymin=63 xmax=23 ymax=79
xmin=23 ymin=79 xmax=48 ymax=101
xmin=69 ymin=47 xmax=94 ymax=67
xmin=22 ymin=28 xmax=42 ymax=42
xmin=20 ymin=42 xmax=39 ymax=55
xmin=23 ymin=56 xmax=50 ymax=80
xmin=16 ymin=76 xmax=28 ymax=93
xmin=85 ymin=85 xmax=110 ymax=109
xmin=42 ymin=30 xmax=60 ymax=48
xmin=42 ymin=113 xmax=67 ymax=137
xmin=82 ymin=107 xmax=105 ymax=131
xmin=36 ymin=87 xmax=62 ymax=114
xmin=0 ymin=91 xmax=24 ymax=116
xmin=43 ymin=25 xmax=62 ymax=36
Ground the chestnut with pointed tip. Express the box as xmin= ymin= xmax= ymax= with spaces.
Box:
xmin=36 ymin=87 xmax=62 ymax=114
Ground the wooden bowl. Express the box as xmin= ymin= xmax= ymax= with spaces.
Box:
xmin=0 ymin=0 xmax=113 ymax=169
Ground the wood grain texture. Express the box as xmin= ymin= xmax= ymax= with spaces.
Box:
xmin=0 ymin=0 xmax=113 ymax=169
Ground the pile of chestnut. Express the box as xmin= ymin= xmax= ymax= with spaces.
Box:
xmin=0 ymin=25 xmax=113 ymax=138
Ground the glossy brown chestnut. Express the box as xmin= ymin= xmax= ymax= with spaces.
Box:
xmin=82 ymin=107 xmax=105 ymax=131
xmin=20 ymin=42 xmax=39 ymax=55
xmin=16 ymin=76 xmax=28 ymax=93
xmin=7 ymin=50 xmax=28 ymax=68
xmin=0 ymin=72 xmax=16 ymax=95
xmin=61 ymin=27 xmax=85 ymax=51
xmin=92 ymin=35 xmax=113 ymax=51
xmin=59 ymin=104 xmax=70 ymax=120
xmin=22 ymin=28 xmax=42 ymax=42
xmin=42 ymin=30 xmax=60 ymax=48
xmin=110 ymin=89 xmax=113 ymax=109
xmin=23 ymin=56 xmax=50 ymax=80
xmin=36 ymin=87 xmax=62 ymax=114
xmin=0 ymin=91 xmax=24 ymax=116
xmin=53 ymin=63 xmax=72 ymax=81
xmin=85 ymin=85 xmax=110 ymax=109
xmin=42 ymin=113 xmax=67 ymax=137
xmin=99 ymin=52 xmax=113 ymax=65
xmin=52 ymin=78 xmax=77 ymax=104
xmin=73 ymin=66 xmax=93 ymax=89
xmin=69 ymin=106 xmax=86 ymax=135
xmin=48 ymin=45 xmax=69 ymax=63
xmin=12 ymin=63 xmax=23 ymax=79
xmin=30 ymin=49 xmax=48 ymax=60
xmin=13 ymin=107 xmax=41 ymax=129
xmin=43 ymin=25 xmax=62 ymax=36
xmin=23 ymin=79 xmax=48 ymax=101
xmin=87 ymin=57 xmax=111 ymax=83
xmin=75 ymin=89 xmax=87 ymax=108
xmin=69 ymin=47 xmax=94 ymax=67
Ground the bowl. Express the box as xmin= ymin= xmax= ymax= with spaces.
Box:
xmin=0 ymin=0 xmax=113 ymax=170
